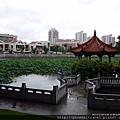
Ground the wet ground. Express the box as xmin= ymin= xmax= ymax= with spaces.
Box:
xmin=0 ymin=81 xmax=119 ymax=115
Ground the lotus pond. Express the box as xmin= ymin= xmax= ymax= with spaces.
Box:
xmin=0 ymin=57 xmax=120 ymax=84
xmin=0 ymin=58 xmax=77 ymax=84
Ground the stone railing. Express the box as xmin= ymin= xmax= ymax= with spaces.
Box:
xmin=85 ymin=77 xmax=120 ymax=89
xmin=85 ymin=77 xmax=99 ymax=89
xmin=85 ymin=77 xmax=120 ymax=110
xmin=100 ymin=77 xmax=120 ymax=84
xmin=57 ymin=70 xmax=81 ymax=86
xmin=0 ymin=82 xmax=67 ymax=105
xmin=88 ymin=88 xmax=120 ymax=110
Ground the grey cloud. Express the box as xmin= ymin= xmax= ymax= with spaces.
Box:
xmin=0 ymin=3 xmax=47 ymax=41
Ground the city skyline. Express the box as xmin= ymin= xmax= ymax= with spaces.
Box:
xmin=0 ymin=29 xmax=116 ymax=44
xmin=0 ymin=0 xmax=120 ymax=42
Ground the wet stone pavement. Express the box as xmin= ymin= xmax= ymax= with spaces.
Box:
xmin=0 ymin=81 xmax=119 ymax=115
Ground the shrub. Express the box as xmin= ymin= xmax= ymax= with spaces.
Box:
xmin=71 ymin=59 xmax=116 ymax=80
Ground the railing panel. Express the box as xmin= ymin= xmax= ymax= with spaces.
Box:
xmin=88 ymin=92 xmax=120 ymax=110
xmin=85 ymin=80 xmax=93 ymax=90
xmin=100 ymin=77 xmax=120 ymax=85
xmin=57 ymin=72 xmax=62 ymax=80
xmin=57 ymin=84 xmax=67 ymax=101
xmin=57 ymin=70 xmax=81 ymax=86
xmin=0 ymin=79 xmax=67 ymax=104
xmin=85 ymin=78 xmax=99 ymax=90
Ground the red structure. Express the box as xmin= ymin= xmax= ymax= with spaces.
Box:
xmin=70 ymin=30 xmax=117 ymax=63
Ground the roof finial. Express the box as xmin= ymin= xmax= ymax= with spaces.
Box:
xmin=94 ymin=30 xmax=96 ymax=36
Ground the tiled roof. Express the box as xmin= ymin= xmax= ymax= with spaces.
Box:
xmin=74 ymin=40 xmax=82 ymax=42
xmin=0 ymin=40 xmax=3 ymax=43
xmin=67 ymin=43 xmax=76 ymax=47
xmin=70 ymin=30 xmax=117 ymax=54
xmin=30 ymin=41 xmax=38 ymax=44
xmin=57 ymin=40 xmax=71 ymax=42
xmin=10 ymin=40 xmax=18 ymax=43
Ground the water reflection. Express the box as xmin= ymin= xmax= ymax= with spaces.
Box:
xmin=9 ymin=74 xmax=60 ymax=90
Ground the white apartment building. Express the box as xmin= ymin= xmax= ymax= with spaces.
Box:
xmin=75 ymin=31 xmax=83 ymax=41
xmin=0 ymin=40 xmax=9 ymax=51
xmin=0 ymin=33 xmax=17 ymax=41
xmin=101 ymin=34 xmax=115 ymax=46
xmin=0 ymin=39 xmax=49 ymax=53
xmin=0 ymin=32 xmax=50 ymax=53
xmin=83 ymin=33 xmax=87 ymax=42
xmin=87 ymin=36 xmax=92 ymax=41
xmin=56 ymin=39 xmax=82 ymax=48
xmin=48 ymin=28 xmax=59 ymax=45
xmin=29 ymin=41 xmax=49 ymax=53
xmin=9 ymin=40 xmax=27 ymax=52
xmin=75 ymin=31 xmax=87 ymax=43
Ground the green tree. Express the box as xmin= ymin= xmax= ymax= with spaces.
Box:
xmin=31 ymin=48 xmax=36 ymax=54
xmin=43 ymin=46 xmax=49 ymax=54
xmin=58 ymin=46 xmax=64 ymax=53
xmin=71 ymin=59 xmax=115 ymax=79
xmin=63 ymin=44 xmax=68 ymax=54
xmin=50 ymin=45 xmax=59 ymax=54
xmin=55 ymin=45 xmax=59 ymax=54
xmin=116 ymin=36 xmax=120 ymax=54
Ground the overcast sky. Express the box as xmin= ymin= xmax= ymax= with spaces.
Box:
xmin=0 ymin=0 xmax=120 ymax=43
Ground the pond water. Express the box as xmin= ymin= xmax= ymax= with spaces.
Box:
xmin=8 ymin=74 xmax=60 ymax=90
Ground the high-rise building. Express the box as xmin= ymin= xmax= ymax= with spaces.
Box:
xmin=87 ymin=36 xmax=92 ymax=40
xmin=48 ymin=28 xmax=59 ymax=45
xmin=75 ymin=31 xmax=87 ymax=43
xmin=101 ymin=34 xmax=115 ymax=46
xmin=75 ymin=31 xmax=83 ymax=41
xmin=83 ymin=33 xmax=87 ymax=42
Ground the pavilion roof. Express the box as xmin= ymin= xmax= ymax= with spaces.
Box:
xmin=70 ymin=30 xmax=117 ymax=55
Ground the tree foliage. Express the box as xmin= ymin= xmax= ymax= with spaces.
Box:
xmin=43 ymin=45 xmax=49 ymax=54
xmin=50 ymin=44 xmax=70 ymax=54
xmin=116 ymin=36 xmax=120 ymax=54
xmin=71 ymin=59 xmax=117 ymax=79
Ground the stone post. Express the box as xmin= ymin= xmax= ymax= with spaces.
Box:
xmin=52 ymin=85 xmax=58 ymax=104
xmin=60 ymin=80 xmax=63 ymax=86
xmin=84 ymin=77 xmax=89 ymax=90
xmin=76 ymin=74 xmax=80 ymax=84
xmin=66 ymin=83 xmax=68 ymax=96
xmin=97 ymin=73 xmax=100 ymax=88
xmin=21 ymin=83 xmax=26 ymax=100
xmin=87 ymin=88 xmax=93 ymax=109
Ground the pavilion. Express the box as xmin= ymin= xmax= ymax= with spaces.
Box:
xmin=70 ymin=30 xmax=117 ymax=63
